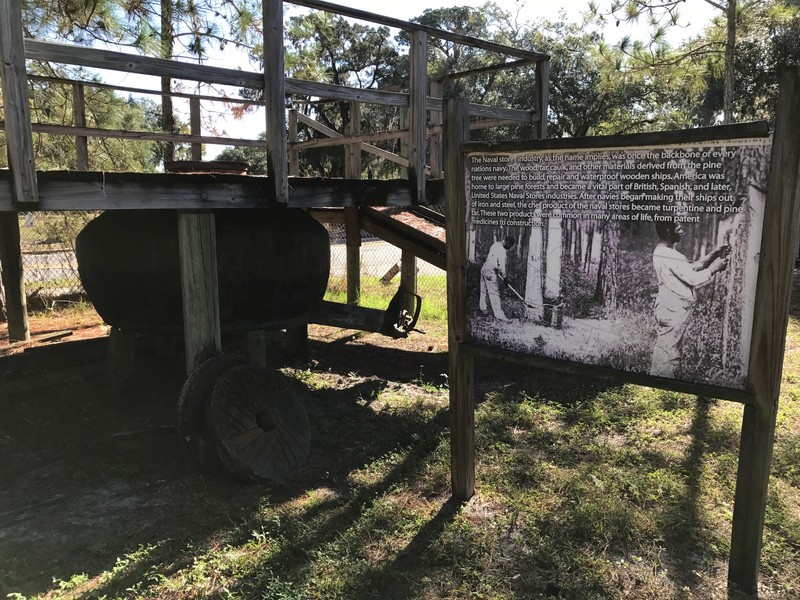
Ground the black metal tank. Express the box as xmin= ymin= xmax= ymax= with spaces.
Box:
xmin=76 ymin=208 xmax=330 ymax=334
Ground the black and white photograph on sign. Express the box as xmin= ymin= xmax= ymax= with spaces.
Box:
xmin=465 ymin=140 xmax=770 ymax=390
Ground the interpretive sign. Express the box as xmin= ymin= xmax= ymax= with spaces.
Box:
xmin=465 ymin=137 xmax=771 ymax=390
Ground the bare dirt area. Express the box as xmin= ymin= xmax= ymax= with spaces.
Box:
xmin=0 ymin=321 xmax=450 ymax=597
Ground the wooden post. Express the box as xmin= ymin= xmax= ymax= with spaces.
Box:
xmin=408 ymin=30 xmax=427 ymax=203
xmin=728 ymin=69 xmax=800 ymax=597
xmin=399 ymin=107 xmax=418 ymax=304
xmin=345 ymin=101 xmax=362 ymax=178
xmin=534 ymin=59 xmax=550 ymax=140
xmin=178 ymin=211 xmax=222 ymax=373
xmin=429 ymin=79 xmax=444 ymax=179
xmin=288 ymin=108 xmax=300 ymax=176
xmin=0 ymin=0 xmax=38 ymax=204
xmin=445 ymin=97 xmax=474 ymax=500
xmin=190 ymin=96 xmax=202 ymax=161
xmin=343 ymin=101 xmax=363 ymax=306
xmin=73 ymin=84 xmax=89 ymax=171
xmin=345 ymin=207 xmax=361 ymax=305
xmin=264 ymin=0 xmax=288 ymax=203
xmin=0 ymin=212 xmax=29 ymax=341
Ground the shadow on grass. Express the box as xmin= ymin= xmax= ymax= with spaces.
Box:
xmin=0 ymin=336 xmax=452 ymax=598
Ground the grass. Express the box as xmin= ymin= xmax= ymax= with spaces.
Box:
xmin=4 ymin=282 xmax=800 ymax=599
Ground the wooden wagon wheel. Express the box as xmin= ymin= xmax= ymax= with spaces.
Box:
xmin=207 ymin=363 xmax=311 ymax=481
xmin=177 ymin=353 xmax=248 ymax=472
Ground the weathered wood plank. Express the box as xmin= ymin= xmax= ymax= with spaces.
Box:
xmin=728 ymin=69 xmax=800 ymax=597
xmin=408 ymin=31 xmax=427 ymax=204
xmin=0 ymin=0 xmax=38 ymax=203
xmin=361 ymin=207 xmax=446 ymax=270
xmin=535 ymin=59 xmax=550 ymax=139
xmin=264 ymin=0 xmax=288 ymax=203
xmin=0 ymin=172 xmax=421 ymax=210
xmin=178 ymin=211 xmax=222 ymax=373
xmin=445 ymin=97 xmax=474 ymax=500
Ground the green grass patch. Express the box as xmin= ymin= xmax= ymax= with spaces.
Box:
xmin=325 ymin=274 xmax=448 ymax=324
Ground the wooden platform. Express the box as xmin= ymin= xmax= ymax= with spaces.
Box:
xmin=0 ymin=171 xmax=446 ymax=211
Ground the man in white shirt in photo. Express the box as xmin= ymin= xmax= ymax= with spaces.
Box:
xmin=649 ymin=220 xmax=730 ymax=378
xmin=479 ymin=236 xmax=516 ymax=321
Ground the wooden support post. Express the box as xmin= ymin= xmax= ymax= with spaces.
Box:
xmin=345 ymin=101 xmax=362 ymax=179
xmin=445 ymin=97 xmax=474 ymax=500
xmin=0 ymin=212 xmax=29 ymax=341
xmin=398 ymin=108 xmax=418 ymax=303
xmin=429 ymin=79 xmax=444 ymax=179
xmin=534 ymin=59 xmax=550 ymax=140
xmin=408 ymin=30 xmax=427 ymax=203
xmin=0 ymin=0 xmax=38 ymax=204
xmin=178 ymin=211 xmax=222 ymax=373
xmin=190 ymin=96 xmax=202 ymax=161
xmin=72 ymin=84 xmax=89 ymax=171
xmin=728 ymin=69 xmax=800 ymax=597
xmin=288 ymin=108 xmax=300 ymax=176
xmin=264 ymin=0 xmax=288 ymax=203
xmin=345 ymin=206 xmax=361 ymax=305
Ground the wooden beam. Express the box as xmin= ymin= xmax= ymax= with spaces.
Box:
xmin=444 ymin=58 xmax=538 ymax=81
xmin=361 ymin=207 xmax=446 ymax=270
xmin=289 ymin=0 xmax=550 ymax=61
xmin=0 ymin=212 xmax=29 ymax=341
xmin=445 ymin=97 xmax=474 ymax=500
xmin=728 ymin=69 xmax=800 ymax=597
xmin=0 ymin=0 xmax=38 ymax=204
xmin=408 ymin=31 xmax=427 ymax=204
xmin=535 ymin=59 xmax=550 ymax=139
xmin=264 ymin=0 xmax=288 ymax=203
xmin=344 ymin=206 xmax=361 ymax=305
xmin=0 ymin=172 xmax=421 ymax=210
xmin=178 ymin=211 xmax=222 ymax=373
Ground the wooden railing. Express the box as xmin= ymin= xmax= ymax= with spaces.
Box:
xmin=0 ymin=0 xmax=549 ymax=204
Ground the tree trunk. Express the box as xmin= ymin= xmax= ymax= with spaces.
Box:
xmin=526 ymin=216 xmax=545 ymax=320
xmin=544 ymin=217 xmax=562 ymax=299
xmin=594 ymin=221 xmax=619 ymax=310
xmin=161 ymin=0 xmax=175 ymax=163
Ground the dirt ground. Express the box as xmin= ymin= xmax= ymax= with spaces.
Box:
xmin=0 ymin=316 xmax=449 ymax=597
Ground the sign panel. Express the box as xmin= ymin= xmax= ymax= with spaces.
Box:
xmin=466 ymin=139 xmax=771 ymax=390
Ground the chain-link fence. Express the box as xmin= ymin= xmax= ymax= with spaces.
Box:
xmin=16 ymin=211 xmax=98 ymax=310
xmin=323 ymin=205 xmax=447 ymax=324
